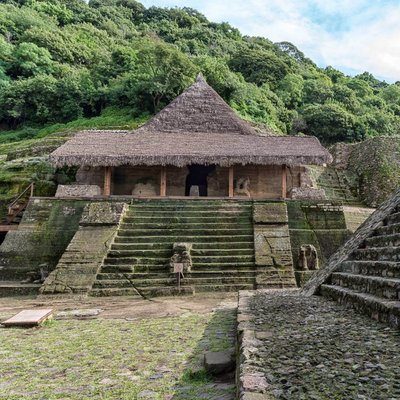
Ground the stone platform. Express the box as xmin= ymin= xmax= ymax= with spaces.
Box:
xmin=237 ymin=290 xmax=400 ymax=400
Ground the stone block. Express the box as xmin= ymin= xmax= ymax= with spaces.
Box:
xmin=253 ymin=203 xmax=288 ymax=224
xmin=241 ymin=393 xmax=271 ymax=400
xmin=55 ymin=185 xmax=101 ymax=198
xmin=80 ymin=202 xmax=126 ymax=225
xmin=204 ymin=350 xmax=235 ymax=375
xmin=295 ymin=270 xmax=315 ymax=287
xmin=290 ymin=187 xmax=326 ymax=200
xmin=132 ymin=182 xmax=157 ymax=197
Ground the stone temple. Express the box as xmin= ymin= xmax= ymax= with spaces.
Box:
xmin=0 ymin=75 xmax=375 ymax=297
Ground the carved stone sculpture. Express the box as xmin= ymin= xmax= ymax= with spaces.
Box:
xmin=298 ymin=244 xmax=319 ymax=271
xmin=170 ymin=243 xmax=193 ymax=273
xmin=235 ymin=177 xmax=251 ymax=197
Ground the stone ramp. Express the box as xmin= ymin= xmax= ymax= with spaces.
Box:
xmin=237 ymin=290 xmax=400 ymax=399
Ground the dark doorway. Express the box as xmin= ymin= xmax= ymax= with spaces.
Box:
xmin=185 ymin=165 xmax=216 ymax=197
xmin=0 ymin=232 xmax=6 ymax=246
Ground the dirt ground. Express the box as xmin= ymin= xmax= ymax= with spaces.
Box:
xmin=0 ymin=292 xmax=238 ymax=321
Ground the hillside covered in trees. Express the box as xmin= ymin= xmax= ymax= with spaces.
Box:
xmin=1 ymin=0 xmax=400 ymax=144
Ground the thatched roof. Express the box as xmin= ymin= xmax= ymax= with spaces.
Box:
xmin=50 ymin=75 xmax=332 ymax=168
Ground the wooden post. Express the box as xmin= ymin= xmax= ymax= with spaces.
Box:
xmin=228 ymin=166 xmax=234 ymax=198
xmin=160 ymin=166 xmax=167 ymax=197
xmin=281 ymin=164 xmax=287 ymax=199
xmin=103 ymin=166 xmax=112 ymax=196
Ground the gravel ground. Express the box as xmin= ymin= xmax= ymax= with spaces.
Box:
xmin=242 ymin=290 xmax=400 ymax=400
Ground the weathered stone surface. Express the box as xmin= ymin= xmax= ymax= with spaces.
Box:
xmin=237 ymin=289 xmax=400 ymax=400
xmin=295 ymin=270 xmax=315 ymax=287
xmin=253 ymin=203 xmax=288 ymax=224
xmin=240 ymin=392 xmax=271 ymax=400
xmin=40 ymin=202 xmax=127 ymax=295
xmin=0 ymin=199 xmax=86 ymax=280
xmin=343 ymin=206 xmax=375 ymax=233
xmin=253 ymin=202 xmax=295 ymax=288
xmin=55 ymin=184 xmax=101 ymax=198
xmin=303 ymin=188 xmax=400 ymax=295
xmin=204 ymin=350 xmax=235 ymax=375
xmin=289 ymin=187 xmax=326 ymax=200
xmin=80 ymin=202 xmax=127 ymax=226
xmin=132 ymin=182 xmax=157 ymax=197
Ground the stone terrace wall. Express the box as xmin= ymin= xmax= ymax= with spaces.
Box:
xmin=40 ymin=202 xmax=126 ymax=295
xmin=0 ymin=198 xmax=87 ymax=280
xmin=287 ymin=201 xmax=351 ymax=269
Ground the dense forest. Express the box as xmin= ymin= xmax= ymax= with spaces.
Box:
xmin=0 ymin=0 xmax=400 ymax=144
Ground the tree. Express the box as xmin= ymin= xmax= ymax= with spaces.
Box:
xmin=229 ymin=48 xmax=291 ymax=88
xmin=111 ymin=40 xmax=197 ymax=113
xmin=302 ymin=103 xmax=361 ymax=142
xmin=9 ymin=42 xmax=54 ymax=77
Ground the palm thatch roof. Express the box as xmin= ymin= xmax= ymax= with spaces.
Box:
xmin=50 ymin=75 xmax=332 ymax=168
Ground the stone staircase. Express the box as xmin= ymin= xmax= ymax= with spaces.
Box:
xmin=90 ymin=199 xmax=256 ymax=297
xmin=308 ymin=166 xmax=360 ymax=204
xmin=321 ymin=204 xmax=400 ymax=328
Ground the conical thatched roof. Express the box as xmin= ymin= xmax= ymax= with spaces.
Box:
xmin=49 ymin=75 xmax=332 ymax=168
xmin=136 ymin=74 xmax=256 ymax=136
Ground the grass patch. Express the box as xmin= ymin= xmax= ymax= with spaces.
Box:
xmin=0 ymin=107 xmax=151 ymax=145
xmin=0 ymin=308 xmax=236 ymax=399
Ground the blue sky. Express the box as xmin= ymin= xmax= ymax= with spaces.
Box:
xmin=141 ymin=0 xmax=400 ymax=83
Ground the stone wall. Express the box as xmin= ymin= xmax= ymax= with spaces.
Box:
xmin=55 ymin=184 xmax=102 ymax=197
xmin=0 ymin=198 xmax=87 ymax=280
xmin=253 ymin=202 xmax=296 ymax=287
xmin=40 ymin=202 xmax=126 ymax=295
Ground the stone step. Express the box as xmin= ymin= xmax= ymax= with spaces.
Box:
xmin=101 ymin=262 xmax=256 ymax=273
xmin=93 ymin=275 xmax=256 ymax=288
xmin=320 ymin=284 xmax=400 ymax=328
xmin=125 ymin=210 xmax=252 ymax=217
xmin=331 ymin=272 xmax=400 ymax=300
xmin=122 ymin=216 xmax=250 ymax=223
xmin=119 ymin=222 xmax=253 ymax=230
xmin=386 ymin=212 xmax=400 ymax=226
xmin=117 ymin=228 xmax=253 ymax=237
xmin=350 ymin=247 xmax=400 ymax=262
xmin=114 ymin=235 xmax=254 ymax=244
xmin=90 ymin=283 xmax=255 ymax=297
xmin=340 ymin=260 xmax=400 ymax=278
xmin=111 ymin=241 xmax=255 ymax=251
xmin=364 ymin=233 xmax=400 ymax=248
xmin=107 ymin=248 xmax=254 ymax=257
xmin=96 ymin=270 xmax=258 ymax=280
xmin=104 ymin=254 xmax=254 ymax=265
xmin=104 ymin=257 xmax=168 ymax=266
xmin=375 ymin=223 xmax=400 ymax=236
xmin=129 ymin=201 xmax=252 ymax=207
xmin=0 ymin=281 xmax=41 ymax=297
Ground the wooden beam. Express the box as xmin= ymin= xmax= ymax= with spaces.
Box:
xmin=228 ymin=166 xmax=234 ymax=198
xmin=160 ymin=166 xmax=167 ymax=197
xmin=281 ymin=164 xmax=287 ymax=199
xmin=103 ymin=166 xmax=112 ymax=196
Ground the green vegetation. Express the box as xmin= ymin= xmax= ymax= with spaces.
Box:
xmin=0 ymin=0 xmax=399 ymax=143
xmin=0 ymin=307 xmax=236 ymax=399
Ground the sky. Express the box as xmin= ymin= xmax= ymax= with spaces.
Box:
xmin=140 ymin=0 xmax=400 ymax=83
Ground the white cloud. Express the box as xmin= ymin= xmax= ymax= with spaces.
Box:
xmin=142 ymin=0 xmax=400 ymax=82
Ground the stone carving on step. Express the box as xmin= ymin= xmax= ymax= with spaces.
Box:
xmin=132 ymin=181 xmax=157 ymax=197
xmin=235 ymin=177 xmax=251 ymax=197
xmin=21 ymin=264 xmax=49 ymax=284
xmin=170 ymin=243 xmax=193 ymax=273
xmin=298 ymin=244 xmax=319 ymax=271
